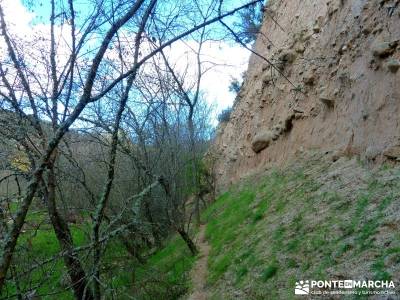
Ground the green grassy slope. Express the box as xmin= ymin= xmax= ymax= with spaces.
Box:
xmin=202 ymin=153 xmax=400 ymax=299
xmin=3 ymin=215 xmax=195 ymax=300
xmin=3 ymin=222 xmax=87 ymax=300
xmin=4 ymin=153 xmax=400 ymax=299
xmin=133 ymin=235 xmax=196 ymax=300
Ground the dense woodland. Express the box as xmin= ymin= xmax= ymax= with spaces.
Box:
xmin=0 ymin=0 xmax=263 ymax=298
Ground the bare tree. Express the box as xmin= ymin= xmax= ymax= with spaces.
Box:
xmin=0 ymin=0 xmax=261 ymax=298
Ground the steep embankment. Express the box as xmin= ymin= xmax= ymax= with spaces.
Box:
xmin=210 ymin=0 xmax=400 ymax=190
xmin=202 ymin=152 xmax=400 ymax=299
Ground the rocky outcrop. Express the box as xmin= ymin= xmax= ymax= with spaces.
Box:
xmin=371 ymin=40 xmax=398 ymax=57
xmin=384 ymin=145 xmax=400 ymax=160
xmin=210 ymin=0 xmax=400 ymax=190
xmin=251 ymin=131 xmax=274 ymax=153
xmin=386 ymin=58 xmax=400 ymax=72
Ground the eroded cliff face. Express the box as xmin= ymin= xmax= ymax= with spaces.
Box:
xmin=211 ymin=0 xmax=400 ymax=190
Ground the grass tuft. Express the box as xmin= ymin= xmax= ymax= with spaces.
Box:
xmin=261 ymin=264 xmax=278 ymax=282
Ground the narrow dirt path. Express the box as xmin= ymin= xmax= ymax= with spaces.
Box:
xmin=188 ymin=224 xmax=210 ymax=300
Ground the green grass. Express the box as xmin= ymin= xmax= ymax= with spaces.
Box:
xmin=261 ymin=264 xmax=278 ymax=282
xmin=372 ymin=257 xmax=391 ymax=281
xmin=203 ymin=189 xmax=255 ymax=284
xmin=4 ymin=207 xmax=196 ymax=300
xmin=235 ymin=266 xmax=248 ymax=282
xmin=202 ymin=158 xmax=400 ymax=299
xmin=4 ymin=222 xmax=87 ymax=300
xmin=4 ymin=156 xmax=400 ymax=299
xmin=133 ymin=235 xmax=196 ymax=300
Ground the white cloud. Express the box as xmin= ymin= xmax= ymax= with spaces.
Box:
xmin=198 ymin=42 xmax=249 ymax=111
xmin=0 ymin=0 xmax=74 ymax=72
xmin=163 ymin=39 xmax=250 ymax=115
xmin=0 ymin=0 xmax=34 ymax=32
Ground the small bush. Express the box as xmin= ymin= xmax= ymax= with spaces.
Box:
xmin=217 ymin=107 xmax=232 ymax=123
xmin=229 ymin=78 xmax=241 ymax=94
xmin=235 ymin=2 xmax=264 ymax=44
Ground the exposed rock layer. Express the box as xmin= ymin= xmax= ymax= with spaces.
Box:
xmin=210 ymin=0 xmax=400 ymax=190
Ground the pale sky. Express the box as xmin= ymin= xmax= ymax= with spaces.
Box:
xmin=163 ymin=38 xmax=250 ymax=116
xmin=0 ymin=0 xmax=251 ymax=120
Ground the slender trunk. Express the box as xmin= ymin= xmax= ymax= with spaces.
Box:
xmin=46 ymin=166 xmax=93 ymax=300
xmin=144 ymin=200 xmax=161 ymax=248
xmin=91 ymin=0 xmax=156 ymax=288
xmin=1 ymin=192 xmax=23 ymax=300
xmin=120 ymin=237 xmax=146 ymax=264
xmin=0 ymin=175 xmax=40 ymax=290
xmin=177 ymin=228 xmax=198 ymax=256
xmin=158 ymin=177 xmax=198 ymax=255
xmin=188 ymin=116 xmax=201 ymax=226
xmin=0 ymin=205 xmax=6 ymax=243
xmin=91 ymin=74 xmax=133 ymax=300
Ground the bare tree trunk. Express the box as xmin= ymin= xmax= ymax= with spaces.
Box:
xmin=188 ymin=116 xmax=201 ymax=226
xmin=143 ymin=199 xmax=162 ymax=248
xmin=0 ymin=205 xmax=6 ymax=244
xmin=158 ymin=177 xmax=198 ymax=255
xmin=45 ymin=166 xmax=94 ymax=300
xmin=0 ymin=176 xmax=41 ymax=289
xmin=177 ymin=228 xmax=198 ymax=256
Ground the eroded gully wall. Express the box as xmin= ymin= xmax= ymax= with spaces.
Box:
xmin=210 ymin=0 xmax=400 ymax=190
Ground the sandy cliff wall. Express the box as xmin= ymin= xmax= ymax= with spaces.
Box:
xmin=210 ymin=0 xmax=400 ymax=189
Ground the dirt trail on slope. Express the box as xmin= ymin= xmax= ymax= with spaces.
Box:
xmin=187 ymin=224 xmax=210 ymax=300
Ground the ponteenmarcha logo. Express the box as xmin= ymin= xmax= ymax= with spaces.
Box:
xmin=295 ymin=280 xmax=396 ymax=296
xmin=295 ymin=280 xmax=310 ymax=295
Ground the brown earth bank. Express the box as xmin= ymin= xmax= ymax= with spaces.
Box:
xmin=208 ymin=0 xmax=400 ymax=191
